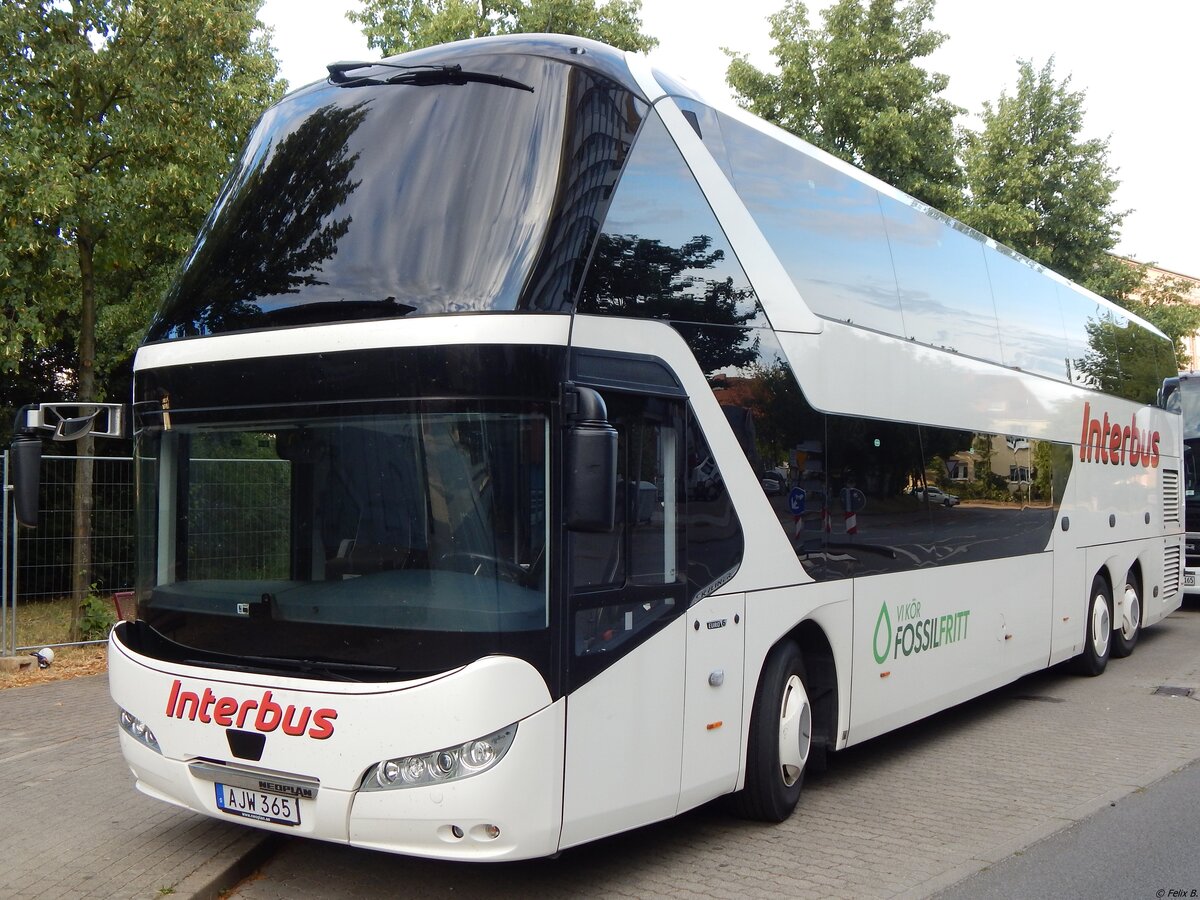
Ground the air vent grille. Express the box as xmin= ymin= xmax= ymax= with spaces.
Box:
xmin=1163 ymin=469 xmax=1180 ymax=525
xmin=1163 ymin=543 xmax=1181 ymax=598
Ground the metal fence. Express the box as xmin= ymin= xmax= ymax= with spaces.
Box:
xmin=2 ymin=451 xmax=292 ymax=655
xmin=2 ymin=452 xmax=135 ymax=655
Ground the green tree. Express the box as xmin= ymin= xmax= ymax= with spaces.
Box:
xmin=961 ymin=59 xmax=1126 ymax=296
xmin=1120 ymin=272 xmax=1200 ymax=369
xmin=0 ymin=0 xmax=282 ymax=637
xmin=725 ymin=0 xmax=963 ymax=212
xmin=349 ymin=0 xmax=658 ymax=56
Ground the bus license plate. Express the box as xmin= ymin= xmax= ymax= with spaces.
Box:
xmin=215 ymin=782 xmax=301 ymax=826
xmin=1186 ymin=572 xmax=1196 ymax=587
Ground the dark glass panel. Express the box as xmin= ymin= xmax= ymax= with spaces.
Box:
xmin=711 ymin=111 xmax=904 ymax=335
xmin=577 ymin=110 xmax=768 ymax=341
xmin=568 ymin=391 xmax=687 ymax=687
xmin=1069 ymin=298 xmax=1170 ymax=402
xmin=679 ymin=325 xmax=1063 ymax=581
xmin=683 ymin=408 xmax=743 ymax=603
xmin=877 ymin=195 xmax=1001 ymax=360
xmin=134 ymin=404 xmax=552 ymax=684
xmin=570 ymin=393 xmax=683 ymax=591
xmin=149 ymin=55 xmax=644 ymax=340
xmin=134 ymin=345 xmax=567 ymax=416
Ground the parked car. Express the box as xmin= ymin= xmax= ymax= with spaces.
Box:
xmin=912 ymin=485 xmax=960 ymax=507
xmin=760 ymin=469 xmax=787 ymax=496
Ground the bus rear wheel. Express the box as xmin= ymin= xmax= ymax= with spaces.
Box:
xmin=1111 ymin=572 xmax=1141 ymax=658
xmin=1074 ymin=574 xmax=1113 ymax=676
xmin=730 ymin=640 xmax=811 ymax=822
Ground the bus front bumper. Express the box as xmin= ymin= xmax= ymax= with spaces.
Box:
xmin=117 ymin=698 xmax=566 ymax=861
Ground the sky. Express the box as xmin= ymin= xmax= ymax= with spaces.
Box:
xmin=259 ymin=0 xmax=1200 ymax=278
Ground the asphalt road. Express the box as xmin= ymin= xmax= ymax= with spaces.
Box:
xmin=936 ymin=757 xmax=1200 ymax=900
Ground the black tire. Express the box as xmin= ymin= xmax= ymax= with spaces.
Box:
xmin=729 ymin=640 xmax=812 ymax=822
xmin=1073 ymin=574 xmax=1113 ymax=676
xmin=1111 ymin=571 xmax=1142 ymax=658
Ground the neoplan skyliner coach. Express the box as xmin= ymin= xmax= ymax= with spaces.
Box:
xmin=12 ymin=34 xmax=1182 ymax=860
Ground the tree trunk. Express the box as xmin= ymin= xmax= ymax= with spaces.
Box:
xmin=69 ymin=227 xmax=99 ymax=642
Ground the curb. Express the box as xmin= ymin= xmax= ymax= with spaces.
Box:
xmin=173 ymin=833 xmax=280 ymax=899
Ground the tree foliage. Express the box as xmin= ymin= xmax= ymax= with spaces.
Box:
xmin=1118 ymin=272 xmax=1200 ymax=369
xmin=349 ymin=0 xmax=658 ymax=56
xmin=0 ymin=0 xmax=283 ymax=390
xmin=0 ymin=0 xmax=282 ymax=635
xmin=961 ymin=59 xmax=1126 ymax=296
xmin=724 ymin=0 xmax=962 ymax=212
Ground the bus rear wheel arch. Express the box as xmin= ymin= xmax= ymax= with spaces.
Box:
xmin=1074 ymin=573 xmax=1113 ymax=676
xmin=1111 ymin=567 xmax=1142 ymax=659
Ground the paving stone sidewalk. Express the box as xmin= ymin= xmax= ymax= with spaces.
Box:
xmin=3 ymin=602 xmax=1199 ymax=899
xmin=0 ymin=674 xmax=271 ymax=900
xmin=226 ymin=602 xmax=1200 ymax=900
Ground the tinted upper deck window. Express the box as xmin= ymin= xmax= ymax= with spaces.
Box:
xmin=709 ymin=111 xmax=904 ymax=336
xmin=147 ymin=54 xmax=644 ymax=341
xmin=577 ymin=107 xmax=768 ymax=379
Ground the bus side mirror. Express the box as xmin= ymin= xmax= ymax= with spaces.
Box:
xmin=9 ymin=432 xmax=42 ymax=528
xmin=7 ymin=402 xmax=129 ymax=528
xmin=563 ymin=385 xmax=617 ymax=533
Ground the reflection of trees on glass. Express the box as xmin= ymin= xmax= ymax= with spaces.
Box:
xmin=579 ymin=232 xmax=760 ymax=374
xmin=1074 ymin=314 xmax=1166 ymax=404
xmin=732 ymin=359 xmax=816 ymax=472
xmin=163 ymin=102 xmax=369 ymax=336
xmin=726 ymin=357 xmax=967 ymax=497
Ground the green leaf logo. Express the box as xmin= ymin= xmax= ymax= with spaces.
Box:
xmin=872 ymin=603 xmax=892 ymax=665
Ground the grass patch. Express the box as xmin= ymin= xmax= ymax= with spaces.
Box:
xmin=12 ymin=595 xmax=86 ymax=648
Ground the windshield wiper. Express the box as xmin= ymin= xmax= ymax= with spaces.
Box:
xmin=186 ymin=654 xmax=403 ymax=683
xmin=327 ymin=61 xmax=534 ymax=93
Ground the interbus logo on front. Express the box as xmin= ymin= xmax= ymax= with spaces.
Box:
xmin=164 ymin=679 xmax=338 ymax=740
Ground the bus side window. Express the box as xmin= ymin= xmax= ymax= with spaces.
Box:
xmin=571 ymin=394 xmax=686 ymax=662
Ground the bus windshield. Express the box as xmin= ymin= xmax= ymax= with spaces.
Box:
xmin=135 ymin=405 xmax=550 ymax=680
xmin=1180 ymin=384 xmax=1200 ymax=441
xmin=146 ymin=51 xmax=643 ymax=340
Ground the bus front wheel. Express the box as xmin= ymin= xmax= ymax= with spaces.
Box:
xmin=1074 ymin=574 xmax=1113 ymax=676
xmin=730 ymin=640 xmax=811 ymax=822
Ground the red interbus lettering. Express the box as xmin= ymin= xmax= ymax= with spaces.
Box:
xmin=164 ymin=679 xmax=338 ymax=739
xmin=1079 ymin=402 xmax=1160 ymax=468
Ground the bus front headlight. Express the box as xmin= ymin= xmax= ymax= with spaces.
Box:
xmin=118 ymin=708 xmax=162 ymax=753
xmin=362 ymin=724 xmax=517 ymax=791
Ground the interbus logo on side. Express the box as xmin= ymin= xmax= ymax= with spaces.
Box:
xmin=1079 ymin=402 xmax=1160 ymax=468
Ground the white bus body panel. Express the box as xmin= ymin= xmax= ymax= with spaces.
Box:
xmin=561 ymin=619 xmax=686 ymax=848
xmin=847 ymin=556 xmax=1051 ymax=745
xmin=109 ymin=636 xmax=562 ymax=860
xmin=739 ymin=583 xmax=854 ymax=756
xmin=134 ymin=314 xmax=573 ymax=372
xmin=678 ymin=590 xmax=746 ymax=813
xmin=775 ymin=324 xmax=1082 ymax=442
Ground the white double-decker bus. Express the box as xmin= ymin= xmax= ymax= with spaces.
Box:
xmin=95 ymin=35 xmax=1182 ymax=859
